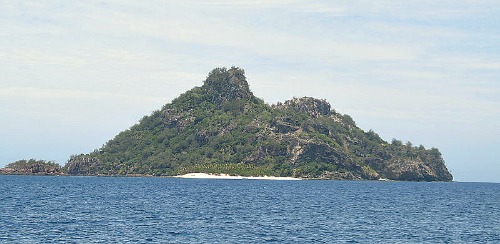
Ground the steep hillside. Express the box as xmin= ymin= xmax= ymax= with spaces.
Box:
xmin=65 ymin=67 xmax=453 ymax=181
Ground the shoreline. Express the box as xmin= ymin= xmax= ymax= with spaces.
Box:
xmin=0 ymin=173 xmax=464 ymax=182
xmin=174 ymin=173 xmax=302 ymax=181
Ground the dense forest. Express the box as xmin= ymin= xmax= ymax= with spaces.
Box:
xmin=60 ymin=67 xmax=452 ymax=181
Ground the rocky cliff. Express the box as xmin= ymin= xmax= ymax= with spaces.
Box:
xmin=64 ymin=67 xmax=453 ymax=181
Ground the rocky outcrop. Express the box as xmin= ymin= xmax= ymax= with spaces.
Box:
xmin=383 ymin=156 xmax=453 ymax=182
xmin=1 ymin=159 xmax=63 ymax=175
xmin=203 ymin=67 xmax=253 ymax=104
xmin=65 ymin=154 xmax=101 ymax=175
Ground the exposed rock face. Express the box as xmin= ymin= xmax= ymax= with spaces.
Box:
xmin=203 ymin=67 xmax=253 ymax=104
xmin=62 ymin=67 xmax=453 ymax=181
xmin=383 ymin=157 xmax=453 ymax=181
xmin=65 ymin=154 xmax=101 ymax=175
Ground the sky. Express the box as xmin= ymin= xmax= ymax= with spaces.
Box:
xmin=1 ymin=0 xmax=499 ymax=182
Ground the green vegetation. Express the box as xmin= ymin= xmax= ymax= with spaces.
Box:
xmin=1 ymin=159 xmax=62 ymax=175
xmin=62 ymin=67 xmax=453 ymax=181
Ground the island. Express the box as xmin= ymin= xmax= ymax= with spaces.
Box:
xmin=2 ymin=67 xmax=453 ymax=181
xmin=1 ymin=159 xmax=63 ymax=175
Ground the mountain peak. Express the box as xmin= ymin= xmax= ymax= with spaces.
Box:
xmin=203 ymin=67 xmax=253 ymax=103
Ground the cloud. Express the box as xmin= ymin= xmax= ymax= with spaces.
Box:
xmin=0 ymin=86 xmax=162 ymax=102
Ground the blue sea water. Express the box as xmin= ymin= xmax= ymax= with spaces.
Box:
xmin=0 ymin=176 xmax=498 ymax=243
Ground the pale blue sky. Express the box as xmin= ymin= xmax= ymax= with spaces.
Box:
xmin=1 ymin=1 xmax=499 ymax=182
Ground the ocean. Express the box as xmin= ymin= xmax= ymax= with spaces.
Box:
xmin=0 ymin=175 xmax=498 ymax=243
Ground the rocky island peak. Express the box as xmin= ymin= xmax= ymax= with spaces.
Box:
xmin=58 ymin=67 xmax=453 ymax=181
xmin=203 ymin=67 xmax=254 ymax=103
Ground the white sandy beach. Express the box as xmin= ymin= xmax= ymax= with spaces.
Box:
xmin=174 ymin=173 xmax=301 ymax=180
